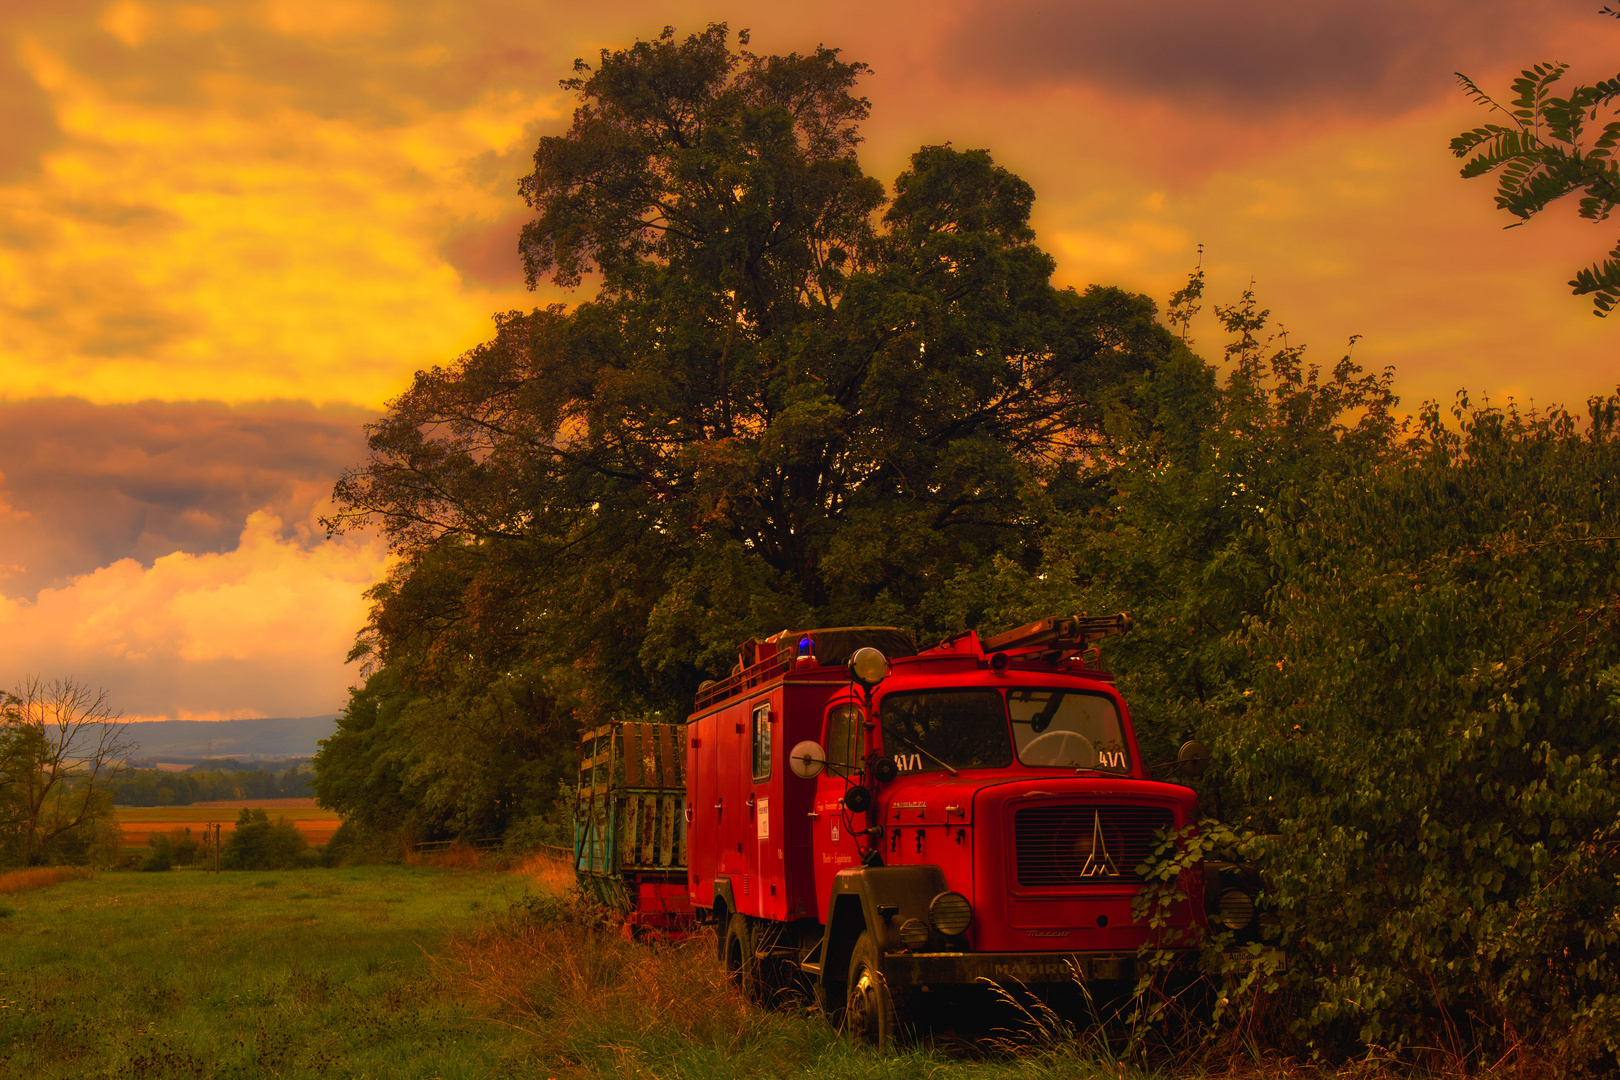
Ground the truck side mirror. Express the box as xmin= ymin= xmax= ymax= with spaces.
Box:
xmin=789 ymin=740 xmax=826 ymax=779
xmin=1177 ymin=740 xmax=1210 ymax=777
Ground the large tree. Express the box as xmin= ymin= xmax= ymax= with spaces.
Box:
xmin=319 ymin=24 xmax=1177 ymax=839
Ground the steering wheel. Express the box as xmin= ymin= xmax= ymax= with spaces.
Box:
xmin=1021 ymin=730 xmax=1098 ymax=768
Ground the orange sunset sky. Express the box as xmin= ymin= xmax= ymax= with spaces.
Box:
xmin=2 ymin=0 xmax=1618 ymax=724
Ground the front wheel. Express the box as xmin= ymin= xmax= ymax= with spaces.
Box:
xmin=844 ymin=931 xmax=913 ymax=1048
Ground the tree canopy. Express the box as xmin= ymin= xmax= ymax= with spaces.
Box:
xmin=322 ymin=24 xmax=1178 ymax=743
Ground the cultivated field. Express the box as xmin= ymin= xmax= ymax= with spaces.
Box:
xmin=113 ymin=799 xmax=342 ymax=847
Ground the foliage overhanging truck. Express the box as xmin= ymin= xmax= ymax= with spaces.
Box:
xmin=679 ymin=617 xmax=1213 ymax=1044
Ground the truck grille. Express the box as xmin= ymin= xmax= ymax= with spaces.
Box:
xmin=1013 ymin=805 xmax=1175 ymax=886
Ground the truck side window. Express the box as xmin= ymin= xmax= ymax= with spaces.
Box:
xmin=825 ymin=703 xmax=865 ymax=769
xmin=752 ymin=701 xmax=771 ymax=781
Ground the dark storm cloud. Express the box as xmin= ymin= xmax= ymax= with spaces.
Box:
xmin=0 ymin=399 xmax=376 ymax=596
xmin=944 ymin=0 xmax=1568 ymax=114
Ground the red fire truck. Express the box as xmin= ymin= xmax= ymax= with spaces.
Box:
xmin=682 ymin=615 xmax=1211 ymax=1045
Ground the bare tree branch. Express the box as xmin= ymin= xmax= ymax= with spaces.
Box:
xmin=2 ymin=676 xmax=133 ymax=866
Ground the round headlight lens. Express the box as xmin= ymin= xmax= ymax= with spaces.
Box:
xmin=898 ymin=918 xmax=930 ymax=948
xmin=1216 ymin=888 xmax=1256 ymax=931
xmin=929 ymin=890 xmax=972 ymax=936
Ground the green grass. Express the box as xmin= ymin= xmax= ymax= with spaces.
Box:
xmin=0 ymin=866 xmax=539 ymax=1079
xmin=0 ymin=865 xmax=1204 ymax=1080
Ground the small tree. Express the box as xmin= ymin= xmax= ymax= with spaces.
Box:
xmin=221 ymin=808 xmax=308 ymax=870
xmin=0 ymin=677 xmax=132 ymax=866
xmin=141 ymin=832 xmax=173 ymax=872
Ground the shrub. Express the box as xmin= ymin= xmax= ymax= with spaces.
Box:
xmin=221 ymin=809 xmax=307 ymax=870
xmin=319 ymin=820 xmax=401 ymax=867
xmin=1204 ymin=396 xmax=1620 ymax=1064
xmin=165 ymin=826 xmax=203 ymax=867
xmin=139 ymin=833 xmax=173 ymax=872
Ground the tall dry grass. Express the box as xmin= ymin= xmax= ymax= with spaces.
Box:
xmin=513 ymin=849 xmax=576 ymax=894
xmin=0 ymin=866 xmax=92 ymax=894
xmin=403 ymin=841 xmax=487 ymax=870
xmin=447 ymin=915 xmax=744 ymax=1044
xmin=440 ymin=894 xmax=849 ymax=1080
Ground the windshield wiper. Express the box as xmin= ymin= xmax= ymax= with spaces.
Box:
xmin=884 ymin=730 xmax=958 ymax=776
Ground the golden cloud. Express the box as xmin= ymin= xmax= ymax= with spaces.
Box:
xmin=1 ymin=1 xmax=570 ymax=406
xmin=0 ymin=508 xmax=390 ymax=720
xmin=4 ymin=2 xmax=1618 ymax=416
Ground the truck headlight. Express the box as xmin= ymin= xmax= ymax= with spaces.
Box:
xmin=1216 ymin=888 xmax=1255 ymax=932
xmin=899 ymin=918 xmax=930 ymax=948
xmin=929 ymin=891 xmax=972 ymax=936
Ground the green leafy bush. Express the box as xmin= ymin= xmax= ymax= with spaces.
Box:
xmin=1210 ymin=395 xmax=1620 ymax=1063
xmin=221 ymin=809 xmax=307 ymax=870
xmin=139 ymin=833 xmax=173 ymax=872
xmin=319 ymin=820 xmax=401 ymax=867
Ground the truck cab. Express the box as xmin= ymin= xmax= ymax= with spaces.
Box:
xmin=684 ymin=617 xmax=1205 ymax=1044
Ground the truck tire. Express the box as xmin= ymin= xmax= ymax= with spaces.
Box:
xmin=723 ymin=913 xmax=779 ymax=1006
xmin=844 ymin=931 xmax=913 ymax=1048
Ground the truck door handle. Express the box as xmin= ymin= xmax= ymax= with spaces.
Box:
xmin=746 ymin=794 xmax=757 ymax=809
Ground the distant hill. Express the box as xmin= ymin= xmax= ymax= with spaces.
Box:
xmin=117 ymin=715 xmax=339 ymax=762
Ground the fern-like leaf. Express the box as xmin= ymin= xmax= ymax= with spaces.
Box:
xmin=1456 ymin=53 xmax=1620 ymax=314
xmin=1455 ymin=72 xmax=1505 ymax=112
xmin=1569 ymin=241 xmax=1620 ymax=314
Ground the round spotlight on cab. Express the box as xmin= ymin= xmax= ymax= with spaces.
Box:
xmin=1216 ymin=888 xmax=1256 ymax=932
xmin=929 ymin=891 xmax=973 ymax=937
xmin=898 ymin=918 xmax=930 ymax=949
xmin=988 ymin=651 xmax=1011 ymax=673
xmin=848 ymin=647 xmax=890 ymax=688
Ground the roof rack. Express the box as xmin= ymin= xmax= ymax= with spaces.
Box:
xmin=982 ymin=613 xmax=1133 ymax=663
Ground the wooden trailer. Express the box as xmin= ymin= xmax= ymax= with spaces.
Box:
xmin=574 ymin=720 xmax=693 ymax=936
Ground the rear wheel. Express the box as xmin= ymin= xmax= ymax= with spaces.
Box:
xmin=844 ymin=931 xmax=913 ymax=1048
xmin=724 ymin=913 xmax=787 ymax=1006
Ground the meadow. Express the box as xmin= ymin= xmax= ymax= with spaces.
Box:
xmin=0 ymin=864 xmax=536 ymax=1079
xmin=0 ymin=859 xmax=1205 ymax=1080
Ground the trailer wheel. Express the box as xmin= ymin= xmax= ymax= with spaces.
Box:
xmin=844 ymin=931 xmax=912 ymax=1048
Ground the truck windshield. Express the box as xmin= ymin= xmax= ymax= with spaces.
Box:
xmin=1006 ymin=689 xmax=1131 ymax=772
xmin=879 ymin=690 xmax=1012 ymax=774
